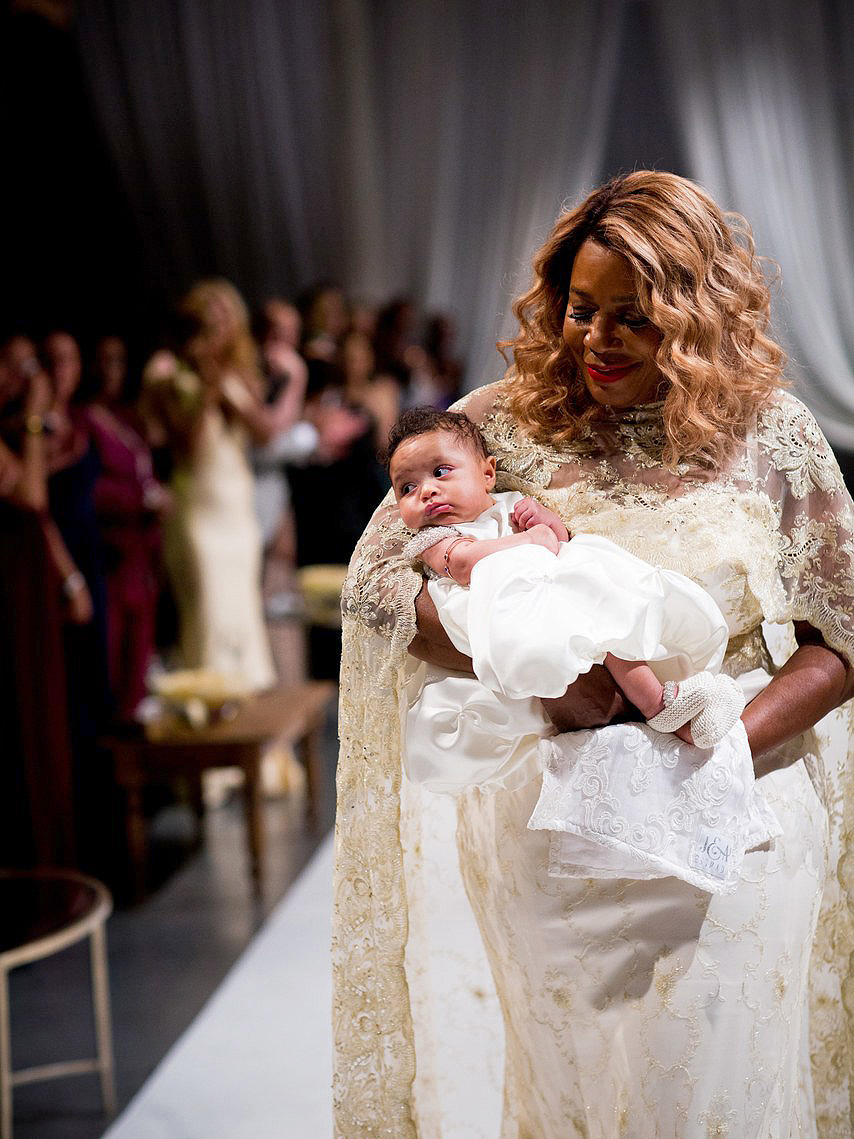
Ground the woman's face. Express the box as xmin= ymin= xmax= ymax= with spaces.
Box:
xmin=562 ymin=239 xmax=663 ymax=408
xmin=95 ymin=336 xmax=128 ymax=401
xmin=43 ymin=332 xmax=82 ymax=406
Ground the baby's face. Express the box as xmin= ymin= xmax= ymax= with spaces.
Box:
xmin=390 ymin=430 xmax=496 ymax=530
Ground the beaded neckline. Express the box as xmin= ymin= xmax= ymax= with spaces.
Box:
xmin=599 ymin=399 xmax=665 ymax=425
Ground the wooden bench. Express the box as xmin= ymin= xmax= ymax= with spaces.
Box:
xmin=108 ymin=681 xmax=336 ymax=900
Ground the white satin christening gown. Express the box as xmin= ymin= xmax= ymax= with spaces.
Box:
xmin=402 ymin=491 xmax=778 ymax=893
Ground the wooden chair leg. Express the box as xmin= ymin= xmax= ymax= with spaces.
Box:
xmin=89 ymin=924 xmax=116 ymax=1117
xmin=241 ymin=754 xmax=264 ymax=899
xmin=125 ymin=777 xmax=148 ymax=902
xmin=298 ymin=721 xmax=326 ymax=825
xmin=0 ymin=967 xmax=12 ymax=1139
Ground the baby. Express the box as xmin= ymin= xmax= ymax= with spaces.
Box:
xmin=389 ymin=407 xmax=778 ymax=894
xmin=389 ymin=407 xmax=743 ymax=746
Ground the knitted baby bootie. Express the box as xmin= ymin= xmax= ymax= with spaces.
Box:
xmin=689 ymin=674 xmax=746 ymax=748
xmin=647 ymin=672 xmax=716 ymax=734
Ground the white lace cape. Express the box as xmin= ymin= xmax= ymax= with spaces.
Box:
xmin=332 ymin=381 xmax=854 ymax=1136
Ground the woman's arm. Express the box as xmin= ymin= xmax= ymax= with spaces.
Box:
xmin=4 ymin=366 xmax=53 ymax=512
xmin=219 ymin=374 xmax=278 ymax=444
xmin=410 ymin=586 xmax=474 ymax=671
xmin=262 ymin=344 xmax=309 ymax=432
xmin=41 ymin=516 xmax=94 ymax=624
xmin=745 ymin=622 xmax=854 ymax=777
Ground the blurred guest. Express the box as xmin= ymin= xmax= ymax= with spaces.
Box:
xmin=83 ymin=334 xmax=166 ymax=721
xmin=286 ymin=356 xmax=387 ymax=678
xmin=41 ymin=329 xmax=112 ymax=869
xmin=92 ymin=334 xmax=131 ymax=407
xmin=0 ymin=337 xmax=75 ymax=866
xmin=297 ymin=281 xmax=349 ymax=362
xmin=41 ymin=331 xmax=105 ymax=634
xmin=372 ymin=297 xmax=419 ymax=391
xmin=288 ymin=358 xmax=388 ymax=569
xmin=349 ymin=301 xmax=377 ymax=340
xmin=141 ymin=279 xmax=277 ymax=690
xmin=338 ymin=329 xmax=400 ymax=453
xmin=420 ymin=313 xmax=464 ymax=408
xmin=252 ymin=299 xmax=313 ymax=550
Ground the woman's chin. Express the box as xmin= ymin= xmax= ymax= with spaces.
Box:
xmin=583 ymin=376 xmax=663 ymax=409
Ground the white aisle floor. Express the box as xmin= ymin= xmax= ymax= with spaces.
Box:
xmin=103 ymin=834 xmax=334 ymax=1139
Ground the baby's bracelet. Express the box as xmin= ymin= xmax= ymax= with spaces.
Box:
xmin=444 ymin=535 xmax=476 ymax=578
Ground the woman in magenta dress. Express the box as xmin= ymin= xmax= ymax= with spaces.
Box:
xmin=84 ymin=335 xmax=167 ymax=721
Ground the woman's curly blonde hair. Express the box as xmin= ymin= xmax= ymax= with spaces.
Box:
xmin=501 ymin=171 xmax=787 ymax=468
xmin=180 ymin=278 xmax=261 ymax=387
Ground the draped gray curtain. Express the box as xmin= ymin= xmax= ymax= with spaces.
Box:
xmin=656 ymin=0 xmax=854 ymax=450
xmin=77 ymin=0 xmax=623 ymax=386
xmin=78 ymin=0 xmax=853 ymax=415
xmin=340 ymin=0 xmax=624 ymax=387
xmin=77 ymin=0 xmax=343 ymax=300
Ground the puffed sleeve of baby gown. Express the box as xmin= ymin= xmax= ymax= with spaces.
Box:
xmin=465 ymin=537 xmax=729 ymax=699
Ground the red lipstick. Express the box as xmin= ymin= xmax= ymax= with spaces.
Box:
xmin=585 ymin=362 xmax=636 ymax=385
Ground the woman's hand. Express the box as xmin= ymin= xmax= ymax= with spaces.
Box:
xmin=24 ymin=367 xmax=52 ymax=419
xmin=66 ymin=580 xmax=94 ymax=625
xmin=541 ymin=668 xmax=636 ymax=731
xmin=0 ymin=441 xmax=21 ymax=499
xmin=744 ymin=622 xmax=853 ymax=777
xmin=308 ymin=402 xmax=368 ymax=462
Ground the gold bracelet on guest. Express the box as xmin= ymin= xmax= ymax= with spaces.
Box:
xmin=62 ymin=570 xmax=86 ymax=598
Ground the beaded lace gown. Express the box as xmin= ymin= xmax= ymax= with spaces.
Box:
xmin=332 ymin=380 xmax=854 ymax=1139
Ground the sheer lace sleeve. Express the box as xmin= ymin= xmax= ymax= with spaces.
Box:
xmin=334 ymin=380 xmax=525 ymax=1135
xmin=334 ymin=490 xmax=422 ymax=1136
xmin=754 ymin=395 xmax=854 ymax=1129
xmin=756 ymin=393 xmax=854 ymax=666
xmin=340 ymin=492 xmax=421 ymax=659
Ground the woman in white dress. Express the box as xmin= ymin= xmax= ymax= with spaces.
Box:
xmin=333 ymin=172 xmax=854 ymax=1137
xmin=142 ymin=279 xmax=278 ymax=690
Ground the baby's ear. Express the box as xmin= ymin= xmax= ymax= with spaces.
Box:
xmin=483 ymin=455 xmax=497 ymax=487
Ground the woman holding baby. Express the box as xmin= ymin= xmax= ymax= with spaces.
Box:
xmin=333 ymin=172 xmax=854 ymax=1137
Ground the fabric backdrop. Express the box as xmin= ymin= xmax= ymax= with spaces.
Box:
xmin=657 ymin=0 xmax=854 ymax=451
xmin=77 ymin=0 xmax=854 ymax=446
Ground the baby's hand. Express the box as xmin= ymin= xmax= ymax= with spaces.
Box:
xmin=520 ymin=523 xmax=560 ymax=555
xmin=512 ymin=496 xmax=551 ymax=532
